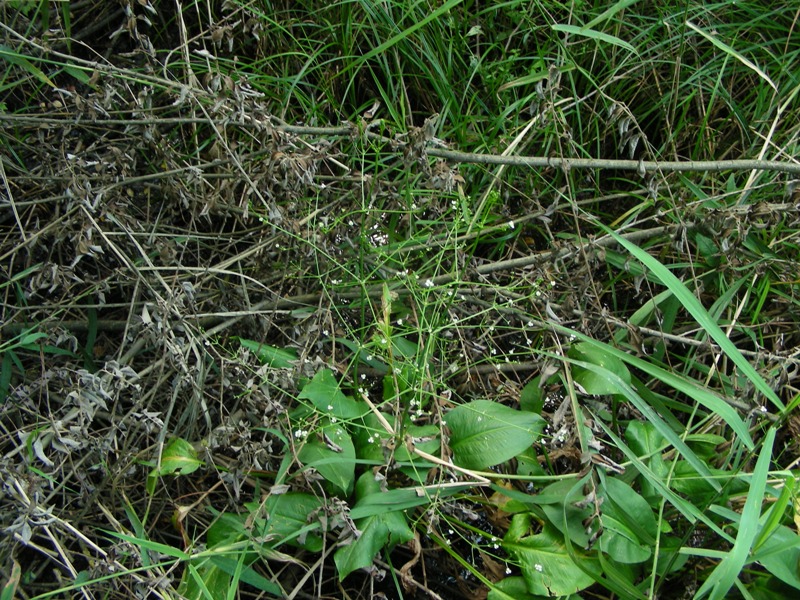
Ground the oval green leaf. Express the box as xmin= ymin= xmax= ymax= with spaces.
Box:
xmin=447 ymin=400 xmax=545 ymax=470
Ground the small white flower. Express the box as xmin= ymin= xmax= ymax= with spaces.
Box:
xmin=506 ymin=566 xmax=512 ymax=575
xmin=397 ymin=318 xmax=403 ymax=325
xmin=327 ymin=404 xmax=334 ymax=411
xmin=507 ymin=220 xmax=515 ymax=229
xmin=423 ymin=279 xmax=434 ymax=288
xmin=360 ymin=373 xmax=367 ymax=380
xmin=535 ymin=564 xmax=543 ymax=572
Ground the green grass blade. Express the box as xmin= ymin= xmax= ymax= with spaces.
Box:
xmin=569 ymin=358 xmax=719 ymax=490
xmin=549 ymin=327 xmax=754 ymax=450
xmin=752 ymin=474 xmax=794 ymax=554
xmin=0 ymin=44 xmax=55 ymax=87
xmin=600 ymin=224 xmax=784 ymax=414
xmin=353 ymin=0 xmax=466 ymax=67
xmin=685 ymin=21 xmax=777 ymax=93
xmin=584 ymin=0 xmax=641 ymax=30
xmin=103 ymin=530 xmax=189 ymax=560
xmin=552 ymin=24 xmax=637 ymax=55
xmin=694 ymin=428 xmax=776 ymax=599
xmin=594 ymin=417 xmax=735 ymax=544
xmin=0 ymin=560 xmax=20 ymax=600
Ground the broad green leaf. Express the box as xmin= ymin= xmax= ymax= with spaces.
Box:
xmin=447 ymin=400 xmax=544 ymax=470
xmin=334 ymin=337 xmax=389 ymax=374
xmin=207 ymin=512 xmax=250 ymax=548
xmin=594 ymin=551 xmax=648 ymax=599
xmin=625 ymin=421 xmax=667 ymax=458
xmin=391 ymin=335 xmax=419 ymax=359
xmin=159 ymin=438 xmax=202 ymax=475
xmin=600 ymin=226 xmax=783 ymax=414
xmin=208 ymin=557 xmax=284 ymax=596
xmin=625 ymin=421 xmax=668 ymax=497
xmin=258 ymin=493 xmax=324 ymax=552
xmin=537 ymin=477 xmax=594 ymax=547
xmin=504 ymin=517 xmax=598 ymax=596
xmin=487 ymin=576 xmax=543 ymax=600
xmin=156 ymin=437 xmax=203 ymax=477
xmin=655 ymin=536 xmax=690 ymax=576
xmin=750 ymin=524 xmax=800 ymax=590
xmin=334 ymin=472 xmax=414 ymax=579
xmin=600 ymin=477 xmax=656 ymax=563
xmin=298 ymin=369 xmax=367 ymax=420
xmin=569 ymin=342 xmax=631 ymax=395
xmin=696 ymin=428 xmax=776 ymax=599
xmin=298 ymin=421 xmax=356 ymax=495
xmin=182 ymin=561 xmax=231 ymax=600
xmin=239 ymin=338 xmax=297 ymax=369
xmin=354 ymin=412 xmax=439 ymax=481
xmin=350 ymin=483 xmax=473 ymax=520
xmin=519 ymin=377 xmax=545 ymax=414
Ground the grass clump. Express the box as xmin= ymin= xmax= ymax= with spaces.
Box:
xmin=1 ymin=0 xmax=800 ymax=598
